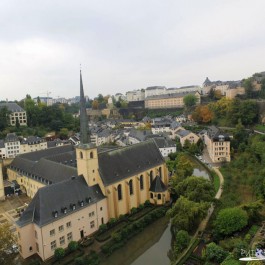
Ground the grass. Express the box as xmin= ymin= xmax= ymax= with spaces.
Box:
xmin=254 ymin=124 xmax=265 ymax=132
xmin=212 ymin=172 xmax=220 ymax=193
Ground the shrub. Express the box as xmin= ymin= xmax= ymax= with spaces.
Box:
xmin=54 ymin=247 xmax=65 ymax=262
xmin=74 ymin=257 xmax=85 ymax=265
xmin=99 ymin=224 xmax=107 ymax=233
xmin=131 ymin=207 xmax=138 ymax=214
xmin=68 ymin=241 xmax=78 ymax=253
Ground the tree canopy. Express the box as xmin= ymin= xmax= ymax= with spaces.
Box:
xmin=183 ymin=94 xmax=197 ymax=108
xmin=214 ymin=207 xmax=248 ymax=236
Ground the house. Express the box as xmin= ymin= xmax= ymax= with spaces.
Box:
xmin=14 ymin=71 xmax=170 ymax=261
xmin=145 ymin=86 xmax=166 ymax=98
xmin=175 ymin=129 xmax=200 ymax=147
xmin=4 ymin=133 xmax=20 ymax=158
xmin=152 ymin=136 xmax=177 ymax=157
xmin=204 ymin=126 xmax=231 ymax=162
xmin=20 ymin=136 xmax=48 ymax=154
xmin=0 ymin=102 xmax=27 ymax=126
xmin=128 ymin=128 xmax=153 ymax=144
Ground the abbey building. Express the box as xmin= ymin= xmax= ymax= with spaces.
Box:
xmin=12 ymin=72 xmax=170 ymax=261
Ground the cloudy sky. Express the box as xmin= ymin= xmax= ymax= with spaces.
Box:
xmin=1 ymin=0 xmax=265 ymax=101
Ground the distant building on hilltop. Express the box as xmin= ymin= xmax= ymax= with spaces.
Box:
xmin=0 ymin=102 xmax=27 ymax=126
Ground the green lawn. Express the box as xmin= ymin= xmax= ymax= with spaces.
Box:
xmin=212 ymin=172 xmax=220 ymax=193
xmin=254 ymin=124 xmax=265 ymax=132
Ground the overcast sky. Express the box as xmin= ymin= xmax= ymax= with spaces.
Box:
xmin=1 ymin=0 xmax=265 ymax=101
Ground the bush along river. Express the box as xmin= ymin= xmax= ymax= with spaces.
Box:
xmin=100 ymin=159 xmax=210 ymax=265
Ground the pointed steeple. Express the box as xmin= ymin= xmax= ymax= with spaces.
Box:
xmin=79 ymin=70 xmax=90 ymax=144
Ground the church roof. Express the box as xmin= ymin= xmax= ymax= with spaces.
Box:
xmin=17 ymin=176 xmax=105 ymax=227
xmin=149 ymin=176 xmax=167 ymax=192
xmin=98 ymin=140 xmax=164 ymax=186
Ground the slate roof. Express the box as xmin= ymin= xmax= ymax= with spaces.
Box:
xmin=5 ymin=133 xmax=19 ymax=142
xmin=146 ymin=86 xmax=166 ymax=90
xmin=176 ymin=129 xmax=192 ymax=138
xmin=0 ymin=140 xmax=4 ymax=148
xmin=129 ymin=128 xmax=153 ymax=142
xmin=0 ymin=102 xmax=25 ymax=112
xmin=207 ymin=126 xmax=230 ymax=141
xmin=16 ymin=176 xmax=105 ymax=227
xmin=98 ymin=140 xmax=164 ymax=186
xmin=21 ymin=136 xmax=44 ymax=145
xmin=152 ymin=137 xmax=176 ymax=148
xmin=149 ymin=176 xmax=167 ymax=192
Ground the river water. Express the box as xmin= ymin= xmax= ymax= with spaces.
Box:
xmin=100 ymin=163 xmax=210 ymax=265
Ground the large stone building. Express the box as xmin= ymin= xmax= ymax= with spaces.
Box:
xmin=145 ymin=91 xmax=201 ymax=109
xmin=14 ymin=72 xmax=170 ymax=261
xmin=0 ymin=102 xmax=27 ymax=126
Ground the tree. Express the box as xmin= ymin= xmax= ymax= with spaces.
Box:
xmin=175 ymin=176 xmax=215 ymax=202
xmin=0 ymin=223 xmax=16 ymax=265
xmin=214 ymin=207 xmax=248 ymax=236
xmin=205 ymin=242 xmax=228 ymax=263
xmin=92 ymin=100 xmax=99 ymax=110
xmin=183 ymin=94 xmax=197 ymax=109
xmin=192 ymin=105 xmax=214 ymax=123
xmin=167 ymin=196 xmax=209 ymax=232
xmin=174 ymin=230 xmax=190 ymax=254
xmin=243 ymin=77 xmax=254 ymax=98
xmin=54 ymin=247 xmax=65 ymax=263
xmin=0 ymin=106 xmax=10 ymax=130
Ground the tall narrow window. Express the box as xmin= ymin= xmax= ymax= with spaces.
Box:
xmin=117 ymin=184 xmax=122 ymax=200
xmin=129 ymin=179 xmax=134 ymax=195
xmin=150 ymin=170 xmax=153 ymax=185
xmin=80 ymin=151 xmax=83 ymax=159
xmin=139 ymin=175 xmax=144 ymax=190
xmin=90 ymin=151 xmax=93 ymax=158
xmin=159 ymin=167 xmax=162 ymax=178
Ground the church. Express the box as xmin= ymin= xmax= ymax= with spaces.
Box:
xmin=12 ymin=72 xmax=170 ymax=261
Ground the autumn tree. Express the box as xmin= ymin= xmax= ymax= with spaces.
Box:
xmin=0 ymin=223 xmax=16 ymax=265
xmin=192 ymin=105 xmax=213 ymax=123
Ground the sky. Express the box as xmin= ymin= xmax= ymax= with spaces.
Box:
xmin=1 ymin=0 xmax=265 ymax=101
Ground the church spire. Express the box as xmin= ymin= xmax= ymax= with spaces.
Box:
xmin=80 ymin=70 xmax=90 ymax=144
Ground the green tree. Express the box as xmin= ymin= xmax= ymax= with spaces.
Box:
xmin=167 ymin=196 xmax=209 ymax=232
xmin=0 ymin=223 xmax=16 ymax=265
xmin=174 ymin=230 xmax=190 ymax=254
xmin=0 ymin=106 xmax=10 ymax=130
xmin=183 ymin=94 xmax=198 ymax=109
xmin=205 ymin=242 xmax=228 ymax=263
xmin=243 ymin=77 xmax=254 ymax=98
xmin=221 ymin=254 xmax=240 ymax=265
xmin=54 ymin=247 xmax=65 ymax=263
xmin=214 ymin=207 xmax=248 ymax=236
xmin=175 ymin=176 xmax=215 ymax=202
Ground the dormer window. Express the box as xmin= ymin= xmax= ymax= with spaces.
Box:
xmin=86 ymin=197 xmax=91 ymax=203
xmin=61 ymin=207 xmax=67 ymax=214
xmin=70 ymin=203 xmax=76 ymax=210
xmin=79 ymin=200 xmax=84 ymax=207
xmin=52 ymin=211 xmax=58 ymax=218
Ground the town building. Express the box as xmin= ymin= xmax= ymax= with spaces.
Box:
xmin=0 ymin=102 xmax=27 ymax=126
xmin=204 ymin=126 xmax=231 ymax=162
xmin=14 ymin=71 xmax=170 ymax=261
xmin=20 ymin=136 xmax=47 ymax=154
xmin=145 ymin=91 xmax=201 ymax=109
xmin=175 ymin=129 xmax=200 ymax=147
xmin=126 ymin=89 xmax=145 ymax=102
xmin=145 ymin=86 xmax=166 ymax=98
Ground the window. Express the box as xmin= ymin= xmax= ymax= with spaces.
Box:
xmin=150 ymin=171 xmax=153 ymax=185
xmin=139 ymin=175 xmax=144 ymax=190
xmin=129 ymin=179 xmax=134 ymax=195
xmin=150 ymin=193 xmax=153 ymax=199
xmin=67 ymin=232 xmax=72 ymax=242
xmin=159 ymin=167 xmax=162 ymax=178
xmin=50 ymin=229 xmax=55 ymax=237
xmin=51 ymin=240 xmax=56 ymax=250
xmin=60 ymin=236 xmax=65 ymax=246
xmin=36 ymin=243 xmax=39 ymax=252
xmin=90 ymin=151 xmax=93 ymax=158
xmin=66 ymin=221 xmax=71 ymax=228
xmin=90 ymin=221 xmax=95 ymax=228
xmin=59 ymin=225 xmax=64 ymax=232
xmin=100 ymin=207 xmax=103 ymax=211
xmin=158 ymin=193 xmax=162 ymax=200
xmin=80 ymin=151 xmax=83 ymax=159
xmin=89 ymin=211 xmax=95 ymax=218
xmin=29 ymin=246 xmax=33 ymax=252
xmin=101 ymin=217 xmax=104 ymax=224
xmin=117 ymin=184 xmax=122 ymax=200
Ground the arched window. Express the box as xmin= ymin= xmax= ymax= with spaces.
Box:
xmin=158 ymin=193 xmax=161 ymax=200
xmin=159 ymin=167 xmax=162 ymax=178
xmin=117 ymin=184 xmax=122 ymax=200
xmin=150 ymin=193 xmax=153 ymax=199
xmin=90 ymin=151 xmax=93 ymax=159
xmin=80 ymin=151 xmax=83 ymax=159
xmin=129 ymin=180 xmax=134 ymax=195
xmin=101 ymin=217 xmax=104 ymax=224
xmin=139 ymin=175 xmax=144 ymax=190
xmin=150 ymin=170 xmax=153 ymax=185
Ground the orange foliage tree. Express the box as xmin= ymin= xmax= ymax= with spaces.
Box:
xmin=192 ymin=105 xmax=214 ymax=123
